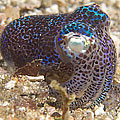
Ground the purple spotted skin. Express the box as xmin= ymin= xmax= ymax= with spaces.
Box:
xmin=0 ymin=4 xmax=116 ymax=109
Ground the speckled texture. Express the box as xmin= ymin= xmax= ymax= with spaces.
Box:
xmin=0 ymin=3 xmax=116 ymax=110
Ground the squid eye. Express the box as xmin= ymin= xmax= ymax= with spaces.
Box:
xmin=56 ymin=22 xmax=96 ymax=61
xmin=68 ymin=35 xmax=85 ymax=53
xmin=66 ymin=32 xmax=94 ymax=54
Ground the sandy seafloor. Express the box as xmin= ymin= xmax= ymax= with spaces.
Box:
xmin=0 ymin=0 xmax=120 ymax=120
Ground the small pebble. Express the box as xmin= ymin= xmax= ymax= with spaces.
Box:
xmin=26 ymin=0 xmax=41 ymax=8
xmin=2 ymin=101 xmax=9 ymax=106
xmin=41 ymin=0 xmax=52 ymax=7
xmin=5 ymin=80 xmax=16 ymax=89
xmin=22 ymin=86 xmax=29 ymax=93
xmin=84 ymin=109 xmax=94 ymax=120
xmin=18 ymin=107 xmax=26 ymax=111
xmin=0 ymin=5 xmax=5 ymax=12
xmin=45 ymin=4 xmax=59 ymax=14
xmin=95 ymin=104 xmax=105 ymax=116
xmin=11 ymin=0 xmax=26 ymax=7
xmin=0 ymin=74 xmax=5 ymax=79
xmin=50 ymin=4 xmax=59 ymax=13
